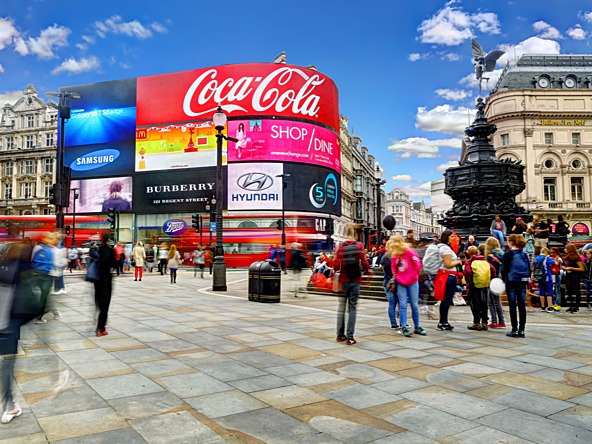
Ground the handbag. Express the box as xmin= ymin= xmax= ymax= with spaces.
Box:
xmin=433 ymin=269 xmax=459 ymax=301
xmin=85 ymin=260 xmax=99 ymax=283
xmin=386 ymin=277 xmax=397 ymax=293
xmin=131 ymin=258 xmax=136 ymax=267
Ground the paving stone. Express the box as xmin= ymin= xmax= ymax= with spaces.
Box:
xmin=266 ymin=363 xmax=318 ymax=378
xmin=110 ymin=348 xmax=168 ymax=364
xmin=52 ymin=427 xmax=146 ymax=443
xmin=56 ymin=349 xmax=113 ymax=365
xmin=197 ymin=361 xmax=268 ymax=381
xmin=371 ymin=377 xmax=430 ymax=395
xmin=548 ymin=405 xmax=592 ymax=431
xmin=159 ymin=372 xmax=232 ymax=398
xmin=334 ymin=364 xmax=398 ymax=383
xmin=227 ymin=375 xmax=293 ymax=393
xmin=130 ymin=359 xmax=194 ymax=378
xmin=286 ymin=370 xmax=346 ymax=386
xmin=386 ymin=404 xmax=477 ymax=439
xmin=130 ymin=411 xmax=220 ymax=443
xmin=486 ymin=372 xmax=588 ymax=400
xmin=29 ymin=384 xmax=109 ymax=418
xmin=491 ymin=388 xmax=575 ymax=416
xmin=325 ymin=383 xmax=401 ymax=409
xmin=308 ymin=416 xmax=394 ymax=443
xmin=227 ymin=350 xmax=293 ymax=368
xmin=86 ymin=373 xmax=164 ymax=400
xmin=512 ymin=354 xmax=587 ymax=371
xmin=108 ymin=391 xmax=185 ymax=420
xmin=66 ymin=358 xmax=134 ymax=379
xmin=426 ymin=370 xmax=491 ymax=392
xmin=186 ymin=389 xmax=268 ymax=418
xmin=478 ymin=408 xmax=592 ymax=443
xmin=144 ymin=339 xmax=200 ymax=353
xmin=438 ymin=425 xmax=533 ymax=444
xmin=251 ymin=385 xmax=327 ymax=409
xmin=37 ymin=407 xmax=128 ymax=442
xmin=0 ymin=413 xmax=42 ymax=441
xmin=370 ymin=430 xmax=438 ymax=443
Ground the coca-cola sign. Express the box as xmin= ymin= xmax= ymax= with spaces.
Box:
xmin=137 ymin=63 xmax=339 ymax=131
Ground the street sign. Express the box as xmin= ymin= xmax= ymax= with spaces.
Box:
xmin=210 ymin=222 xmax=216 ymax=232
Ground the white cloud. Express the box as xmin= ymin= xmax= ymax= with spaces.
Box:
xmin=399 ymin=182 xmax=432 ymax=199
xmin=0 ymin=64 xmax=3 ymax=73
xmin=418 ymin=3 xmax=500 ymax=46
xmin=391 ymin=174 xmax=414 ymax=182
xmin=13 ymin=36 xmax=28 ymax=55
xmin=82 ymin=35 xmax=95 ymax=44
xmin=579 ymin=11 xmax=592 ymax=23
xmin=416 ymin=104 xmax=472 ymax=135
xmin=409 ymin=53 xmax=422 ymax=61
xmin=567 ymin=25 xmax=587 ymax=40
xmin=26 ymin=24 xmax=70 ymax=59
xmin=0 ymin=90 xmax=23 ymax=106
xmin=435 ymin=88 xmax=472 ymax=101
xmin=436 ymin=161 xmax=459 ymax=172
xmin=388 ymin=136 xmax=462 ymax=159
xmin=498 ymin=36 xmax=561 ymax=66
xmin=52 ymin=56 xmax=100 ymax=75
xmin=95 ymin=15 xmax=163 ymax=39
xmin=441 ymin=52 xmax=460 ymax=61
xmin=0 ymin=18 xmax=19 ymax=51
xmin=532 ymin=20 xmax=563 ymax=39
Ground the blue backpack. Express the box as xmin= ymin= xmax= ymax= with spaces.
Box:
xmin=507 ymin=250 xmax=530 ymax=283
xmin=32 ymin=244 xmax=53 ymax=274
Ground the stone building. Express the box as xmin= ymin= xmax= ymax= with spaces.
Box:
xmin=384 ymin=188 xmax=441 ymax=238
xmin=0 ymin=85 xmax=57 ymax=215
xmin=486 ymin=54 xmax=592 ymax=233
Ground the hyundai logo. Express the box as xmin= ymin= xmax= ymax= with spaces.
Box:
xmin=237 ymin=173 xmax=274 ymax=191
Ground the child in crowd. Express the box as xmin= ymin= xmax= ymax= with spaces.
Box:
xmin=485 ymin=237 xmax=506 ymax=328
xmin=524 ymin=228 xmax=535 ymax=265
xmin=464 ymin=245 xmax=496 ymax=331
xmin=549 ymin=247 xmax=563 ymax=310
xmin=532 ymin=247 xmax=556 ymax=313
xmin=502 ymin=234 xmax=530 ymax=338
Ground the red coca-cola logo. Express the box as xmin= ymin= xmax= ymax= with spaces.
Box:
xmin=136 ymin=63 xmax=339 ymax=131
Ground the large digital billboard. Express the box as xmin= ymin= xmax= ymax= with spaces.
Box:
xmin=227 ymin=119 xmax=340 ymax=172
xmin=65 ymin=176 xmax=133 ymax=214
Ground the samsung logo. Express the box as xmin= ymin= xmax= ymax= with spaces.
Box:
xmin=71 ymin=149 xmax=120 ymax=171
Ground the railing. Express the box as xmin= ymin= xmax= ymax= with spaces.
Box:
xmin=576 ymin=203 xmax=591 ymax=209
xmin=548 ymin=203 xmax=563 ymax=209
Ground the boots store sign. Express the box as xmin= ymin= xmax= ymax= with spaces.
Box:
xmin=137 ymin=63 xmax=339 ymax=132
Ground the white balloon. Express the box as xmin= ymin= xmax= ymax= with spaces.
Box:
xmin=489 ymin=277 xmax=506 ymax=295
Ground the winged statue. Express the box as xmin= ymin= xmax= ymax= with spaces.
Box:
xmin=471 ymin=39 xmax=504 ymax=96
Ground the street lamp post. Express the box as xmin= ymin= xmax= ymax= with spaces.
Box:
xmin=212 ymin=106 xmax=227 ymax=291
xmin=71 ymin=187 xmax=79 ymax=247
xmin=375 ymin=164 xmax=386 ymax=246
xmin=46 ymin=91 xmax=81 ymax=230
xmin=275 ymin=174 xmax=291 ymax=247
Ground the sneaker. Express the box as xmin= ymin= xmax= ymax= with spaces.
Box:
xmin=546 ymin=307 xmax=554 ymax=313
xmin=414 ymin=327 xmax=427 ymax=336
xmin=517 ymin=331 xmax=525 ymax=338
xmin=553 ymin=305 xmax=561 ymax=312
xmin=437 ymin=323 xmax=454 ymax=331
xmin=336 ymin=335 xmax=347 ymax=342
xmin=467 ymin=323 xmax=482 ymax=331
xmin=53 ymin=311 xmax=62 ymax=320
xmin=571 ymin=308 xmax=580 ymax=313
xmin=346 ymin=338 xmax=357 ymax=345
xmin=1 ymin=403 xmax=22 ymax=424
xmin=481 ymin=323 xmax=489 ymax=331
xmin=566 ymin=307 xmax=573 ymax=313
xmin=96 ymin=331 xmax=108 ymax=337
xmin=506 ymin=331 xmax=519 ymax=338
xmin=588 ymin=304 xmax=592 ymax=311
xmin=35 ymin=318 xmax=47 ymax=324
xmin=437 ymin=323 xmax=446 ymax=331
xmin=488 ymin=323 xmax=498 ymax=328
xmin=540 ymin=307 xmax=547 ymax=312
xmin=401 ymin=327 xmax=413 ymax=337
xmin=390 ymin=324 xmax=400 ymax=330
xmin=496 ymin=323 xmax=506 ymax=329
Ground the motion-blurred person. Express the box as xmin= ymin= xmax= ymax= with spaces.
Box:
xmin=158 ymin=243 xmax=169 ymax=275
xmin=194 ymin=245 xmax=205 ymax=278
xmin=277 ymin=244 xmax=287 ymax=274
xmin=53 ymin=237 xmax=68 ymax=295
xmin=132 ymin=241 xmax=145 ymax=282
xmin=67 ymin=244 xmax=79 ymax=272
xmin=91 ymin=233 xmax=116 ymax=337
xmin=114 ymin=242 xmax=124 ymax=275
xmin=168 ymin=244 xmax=181 ymax=284
xmin=144 ymin=244 xmax=155 ymax=272
xmin=290 ymin=242 xmax=308 ymax=297
xmin=30 ymin=233 xmax=60 ymax=324
xmin=333 ymin=225 xmax=371 ymax=345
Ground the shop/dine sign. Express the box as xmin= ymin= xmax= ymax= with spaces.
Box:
xmin=163 ymin=219 xmax=187 ymax=236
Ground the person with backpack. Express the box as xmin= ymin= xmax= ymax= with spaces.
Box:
xmin=501 ymin=234 xmax=531 ymax=338
xmin=556 ymin=215 xmax=570 ymax=246
xmin=388 ymin=235 xmax=426 ymax=337
xmin=464 ymin=245 xmax=496 ymax=331
xmin=91 ymin=233 xmax=116 ymax=337
xmin=563 ymin=244 xmax=586 ymax=313
xmin=532 ymin=247 xmax=556 ymax=313
xmin=380 ymin=245 xmax=399 ymax=329
xmin=429 ymin=230 xmax=462 ymax=331
xmin=334 ymin=225 xmax=371 ymax=345
xmin=485 ymin=237 xmax=506 ymax=329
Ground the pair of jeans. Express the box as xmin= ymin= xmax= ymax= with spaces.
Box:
xmin=491 ymin=229 xmax=506 ymax=249
xmin=566 ymin=273 xmax=582 ymax=310
xmin=170 ymin=268 xmax=177 ymax=283
xmin=0 ymin=356 xmax=15 ymax=411
xmin=439 ymin=275 xmax=457 ymax=325
xmin=584 ymin=280 xmax=592 ymax=305
xmin=397 ymin=282 xmax=420 ymax=329
xmin=383 ymin=285 xmax=398 ymax=327
xmin=94 ymin=279 xmax=112 ymax=334
xmin=553 ymin=273 xmax=562 ymax=306
xmin=506 ymin=282 xmax=527 ymax=332
xmin=488 ymin=289 xmax=505 ymax=324
xmin=470 ymin=286 xmax=489 ymax=324
xmin=54 ymin=275 xmax=65 ymax=292
xmin=337 ymin=282 xmax=360 ymax=340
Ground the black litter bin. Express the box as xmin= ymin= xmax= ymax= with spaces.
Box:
xmin=248 ymin=259 xmax=281 ymax=303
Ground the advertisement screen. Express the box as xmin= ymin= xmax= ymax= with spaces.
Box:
xmin=65 ymin=176 xmax=133 ymax=214
xmin=285 ymin=163 xmax=341 ymax=215
xmin=227 ymin=163 xmax=284 ymax=211
xmin=65 ymin=141 xmax=136 ymax=178
xmin=133 ymin=168 xmax=217 ymax=213
xmin=135 ymin=121 xmax=225 ymax=172
xmin=136 ymin=63 xmax=339 ymax=132
xmin=227 ymin=119 xmax=340 ymax=173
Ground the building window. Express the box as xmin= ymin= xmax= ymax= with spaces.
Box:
xmin=543 ymin=159 xmax=555 ymax=169
xmin=354 ymin=175 xmax=362 ymax=192
xmin=43 ymin=181 xmax=52 ymax=198
xmin=43 ymin=208 xmax=51 ymax=215
xmin=544 ymin=133 xmax=554 ymax=145
xmin=571 ymin=177 xmax=584 ymax=201
xmin=3 ymin=161 xmax=12 ymax=177
xmin=20 ymin=182 xmax=35 ymax=199
xmin=572 ymin=133 xmax=581 ymax=145
xmin=44 ymin=158 xmax=53 ymax=174
xmin=27 ymin=115 xmax=34 ymax=128
xmin=46 ymin=133 xmax=54 ymax=147
xmin=21 ymin=160 xmax=35 ymax=175
xmin=25 ymin=135 xmax=35 ymax=149
xmin=3 ymin=183 xmax=12 ymax=199
xmin=571 ymin=159 xmax=583 ymax=169
xmin=5 ymin=136 xmax=14 ymax=150
xmin=543 ymin=177 xmax=557 ymax=201
xmin=501 ymin=134 xmax=509 ymax=147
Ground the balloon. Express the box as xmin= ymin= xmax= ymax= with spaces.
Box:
xmin=383 ymin=215 xmax=396 ymax=231
xmin=489 ymin=277 xmax=506 ymax=295
xmin=311 ymin=273 xmax=327 ymax=288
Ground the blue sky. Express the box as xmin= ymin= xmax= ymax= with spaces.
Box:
xmin=2 ymin=0 xmax=592 ymax=202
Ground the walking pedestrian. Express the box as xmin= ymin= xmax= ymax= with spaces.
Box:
xmin=563 ymin=244 xmax=585 ymax=313
xmin=388 ymin=235 xmax=426 ymax=337
xmin=485 ymin=237 xmax=506 ymax=329
xmin=194 ymin=246 xmax=205 ymax=278
xmin=158 ymin=243 xmax=168 ymax=275
xmin=533 ymin=247 xmax=556 ymax=312
xmin=53 ymin=237 xmax=68 ymax=295
xmin=30 ymin=233 xmax=60 ymax=324
xmin=168 ymin=244 xmax=181 ymax=284
xmin=132 ymin=241 xmax=146 ymax=282
xmin=502 ymin=234 xmax=531 ymax=338
xmin=290 ymin=243 xmax=308 ymax=297
xmin=380 ymin=244 xmax=399 ymax=329
xmin=277 ymin=244 xmax=287 ymax=274
xmin=333 ymin=225 xmax=371 ymax=345
xmin=434 ymin=230 xmax=462 ymax=331
xmin=583 ymin=250 xmax=592 ymax=310
xmin=92 ymin=233 xmax=116 ymax=337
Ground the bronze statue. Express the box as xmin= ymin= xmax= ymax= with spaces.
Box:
xmin=471 ymin=39 xmax=504 ymax=96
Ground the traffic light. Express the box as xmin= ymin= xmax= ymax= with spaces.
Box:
xmin=65 ymin=225 xmax=71 ymax=235
xmin=325 ymin=218 xmax=334 ymax=236
xmin=276 ymin=219 xmax=283 ymax=230
xmin=107 ymin=208 xmax=117 ymax=230
xmin=49 ymin=183 xmax=59 ymax=205
xmin=192 ymin=214 xmax=199 ymax=230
